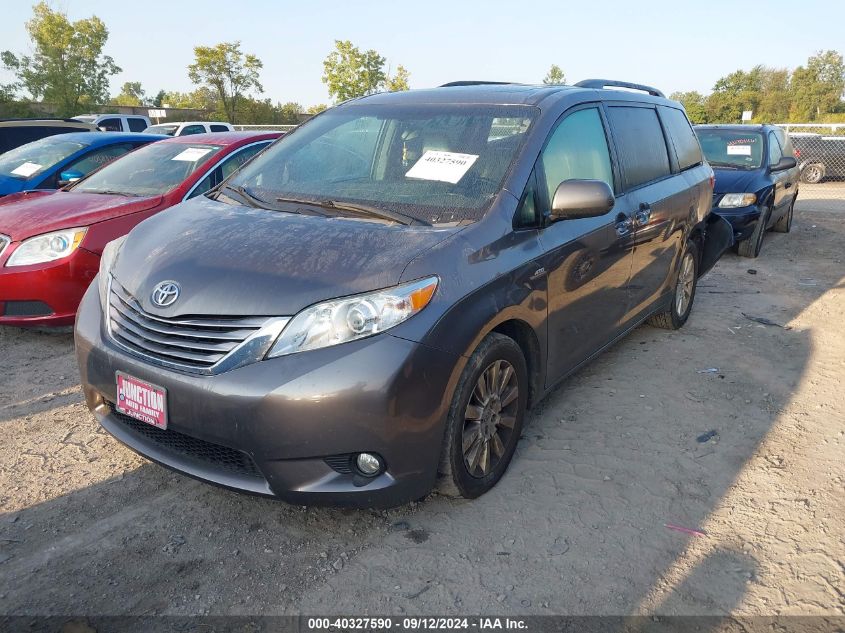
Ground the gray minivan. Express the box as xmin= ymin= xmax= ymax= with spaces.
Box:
xmin=75 ymin=80 xmax=729 ymax=507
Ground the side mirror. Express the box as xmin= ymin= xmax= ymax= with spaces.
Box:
xmin=771 ymin=156 xmax=797 ymax=172
xmin=549 ymin=179 xmax=615 ymax=221
xmin=58 ymin=170 xmax=84 ymax=187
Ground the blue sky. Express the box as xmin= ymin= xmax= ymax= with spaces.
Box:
xmin=2 ymin=0 xmax=844 ymax=107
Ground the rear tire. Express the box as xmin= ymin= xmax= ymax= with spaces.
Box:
xmin=648 ymin=239 xmax=699 ymax=330
xmin=737 ymin=207 xmax=770 ymax=258
xmin=436 ymin=333 xmax=528 ymax=499
xmin=772 ymin=197 xmax=795 ymax=233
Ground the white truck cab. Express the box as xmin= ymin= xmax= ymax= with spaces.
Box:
xmin=72 ymin=114 xmax=152 ymax=133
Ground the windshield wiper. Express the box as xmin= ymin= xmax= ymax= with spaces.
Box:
xmin=217 ymin=184 xmax=304 ymax=214
xmin=277 ymin=197 xmax=425 ymax=226
xmin=708 ymin=162 xmax=749 ymax=170
xmin=81 ymin=189 xmax=139 ymax=196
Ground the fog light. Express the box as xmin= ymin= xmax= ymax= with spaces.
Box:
xmin=355 ymin=452 xmax=382 ymax=476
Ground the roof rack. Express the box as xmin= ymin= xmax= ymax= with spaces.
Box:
xmin=574 ymin=79 xmax=665 ymax=98
xmin=439 ymin=81 xmax=516 ymax=87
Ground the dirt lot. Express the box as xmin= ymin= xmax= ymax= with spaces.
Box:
xmin=1 ymin=196 xmax=843 ymax=619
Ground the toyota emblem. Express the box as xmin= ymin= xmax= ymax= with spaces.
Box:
xmin=151 ymin=281 xmax=181 ymax=308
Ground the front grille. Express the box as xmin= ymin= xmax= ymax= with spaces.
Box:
xmin=109 ymin=405 xmax=263 ymax=479
xmin=107 ymin=280 xmax=272 ymax=372
xmin=0 ymin=234 xmax=9 ymax=259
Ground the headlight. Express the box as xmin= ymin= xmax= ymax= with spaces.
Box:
xmin=5 ymin=227 xmax=87 ymax=267
xmin=718 ymin=193 xmax=757 ymax=209
xmin=267 ymin=276 xmax=439 ymax=358
xmin=98 ymin=236 xmax=126 ymax=313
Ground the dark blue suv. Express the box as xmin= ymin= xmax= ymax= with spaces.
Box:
xmin=695 ymin=124 xmax=799 ymax=258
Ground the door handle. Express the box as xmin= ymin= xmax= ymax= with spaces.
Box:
xmin=634 ymin=203 xmax=652 ymax=226
xmin=615 ymin=213 xmax=633 ymax=236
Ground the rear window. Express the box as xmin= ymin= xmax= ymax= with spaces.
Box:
xmin=0 ymin=126 xmax=89 ymax=154
xmin=210 ymin=124 xmax=230 ymax=132
xmin=660 ymin=106 xmax=703 ymax=171
xmin=145 ymin=124 xmax=178 ymax=136
xmin=606 ymin=106 xmax=671 ymax=189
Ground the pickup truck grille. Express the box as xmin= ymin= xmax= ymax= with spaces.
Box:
xmin=107 ymin=279 xmax=281 ymax=373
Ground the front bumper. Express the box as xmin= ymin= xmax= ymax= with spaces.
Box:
xmin=711 ymin=205 xmax=762 ymax=243
xmin=74 ymin=282 xmax=462 ymax=508
xmin=0 ymin=247 xmax=100 ymax=327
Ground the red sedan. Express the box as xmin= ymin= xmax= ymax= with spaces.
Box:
xmin=0 ymin=131 xmax=281 ymax=327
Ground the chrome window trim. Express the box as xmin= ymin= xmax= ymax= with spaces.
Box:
xmin=105 ymin=275 xmax=290 ymax=376
xmin=181 ymin=140 xmax=273 ymax=202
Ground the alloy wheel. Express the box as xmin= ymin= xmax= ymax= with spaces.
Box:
xmin=675 ymin=252 xmax=695 ymax=317
xmin=462 ymin=359 xmax=519 ymax=478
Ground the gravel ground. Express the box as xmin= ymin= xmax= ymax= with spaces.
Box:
xmin=0 ymin=199 xmax=843 ymax=618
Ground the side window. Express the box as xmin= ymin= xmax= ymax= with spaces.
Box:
xmin=127 ymin=118 xmax=148 ymax=132
xmin=538 ymin=107 xmax=614 ymax=205
xmin=775 ymin=129 xmax=795 ymax=158
xmin=606 ymin=106 xmax=671 ymax=189
xmin=768 ymin=132 xmax=783 ymax=165
xmin=514 ymin=169 xmax=540 ymax=228
xmin=64 ymin=143 xmax=136 ymax=176
xmin=659 ymin=106 xmax=703 ymax=171
xmin=98 ymin=118 xmax=123 ymax=132
xmin=187 ymin=143 xmax=269 ymax=199
xmin=209 ymin=124 xmax=230 ymax=132
xmin=180 ymin=125 xmax=205 ymax=136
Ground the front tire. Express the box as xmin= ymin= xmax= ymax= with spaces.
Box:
xmin=648 ymin=239 xmax=699 ymax=330
xmin=772 ymin=197 xmax=795 ymax=233
xmin=436 ymin=333 xmax=528 ymax=499
xmin=737 ymin=206 xmax=770 ymax=258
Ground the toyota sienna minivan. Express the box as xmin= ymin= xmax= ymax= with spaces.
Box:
xmin=75 ymin=80 xmax=730 ymax=507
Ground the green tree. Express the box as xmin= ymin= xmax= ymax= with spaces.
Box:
xmin=112 ymin=81 xmax=145 ymax=106
xmin=276 ymin=101 xmax=303 ymax=124
xmin=670 ymin=91 xmax=709 ymax=124
xmin=706 ymin=66 xmax=765 ymax=123
xmin=188 ymin=41 xmax=263 ymax=124
xmin=322 ymin=40 xmax=387 ymax=101
xmin=1 ymin=2 xmax=121 ymax=116
xmin=790 ymin=50 xmax=845 ymax=121
xmin=151 ymin=89 xmax=166 ymax=107
xmin=383 ymin=65 xmax=410 ymax=92
xmin=542 ymin=64 xmax=566 ymax=85
xmin=307 ymin=103 xmax=329 ymax=115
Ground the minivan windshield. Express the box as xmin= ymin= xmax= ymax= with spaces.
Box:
xmin=0 ymin=137 xmax=86 ymax=179
xmin=72 ymin=142 xmax=221 ymax=196
xmin=697 ymin=129 xmax=765 ymax=169
xmin=227 ymin=104 xmax=537 ymax=224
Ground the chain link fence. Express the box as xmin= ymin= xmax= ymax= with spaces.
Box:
xmin=776 ymin=123 xmax=845 ymax=210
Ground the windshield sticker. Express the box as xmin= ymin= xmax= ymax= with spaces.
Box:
xmin=405 ymin=150 xmax=479 ymax=184
xmin=727 ymin=145 xmax=752 ymax=156
xmin=171 ymin=147 xmax=212 ymax=162
xmin=10 ymin=162 xmax=42 ymax=177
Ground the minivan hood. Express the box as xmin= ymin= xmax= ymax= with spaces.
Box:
xmin=712 ymin=167 xmax=765 ymax=195
xmin=113 ymin=197 xmax=459 ymax=317
xmin=0 ymin=191 xmax=163 ymax=241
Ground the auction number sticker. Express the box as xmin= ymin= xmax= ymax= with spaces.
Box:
xmin=405 ymin=150 xmax=479 ymax=184
xmin=726 ymin=145 xmax=752 ymax=156
xmin=171 ymin=147 xmax=212 ymax=162
xmin=10 ymin=162 xmax=42 ymax=177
